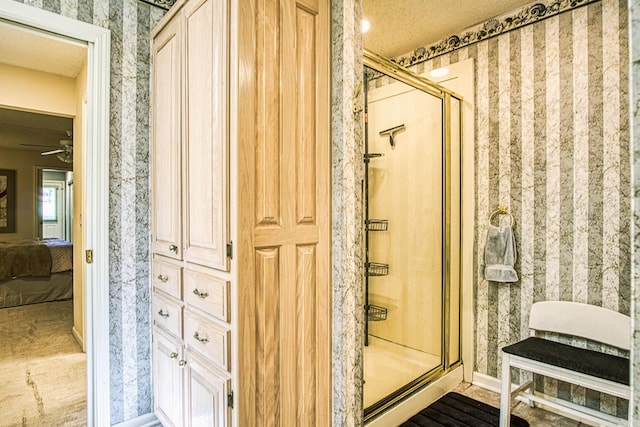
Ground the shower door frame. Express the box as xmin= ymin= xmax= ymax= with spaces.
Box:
xmin=363 ymin=49 xmax=464 ymax=421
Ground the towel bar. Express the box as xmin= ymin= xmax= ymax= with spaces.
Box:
xmin=489 ymin=205 xmax=514 ymax=226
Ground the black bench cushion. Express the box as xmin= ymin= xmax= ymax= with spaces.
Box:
xmin=502 ymin=337 xmax=629 ymax=386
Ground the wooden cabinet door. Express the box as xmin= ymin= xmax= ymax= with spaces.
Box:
xmin=153 ymin=328 xmax=184 ymax=427
xmin=152 ymin=16 xmax=183 ymax=260
xmin=184 ymin=351 xmax=230 ymax=427
xmin=182 ymin=0 xmax=230 ymax=271
xmin=237 ymin=0 xmax=331 ymax=424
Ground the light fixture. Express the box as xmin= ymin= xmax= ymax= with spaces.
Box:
xmin=430 ymin=67 xmax=450 ymax=78
xmin=362 ymin=19 xmax=371 ymax=33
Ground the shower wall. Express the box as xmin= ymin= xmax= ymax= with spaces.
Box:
xmin=400 ymin=0 xmax=629 ymax=418
xmin=366 ymin=81 xmax=443 ymax=356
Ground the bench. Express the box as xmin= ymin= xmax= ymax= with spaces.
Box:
xmin=499 ymin=301 xmax=630 ymax=427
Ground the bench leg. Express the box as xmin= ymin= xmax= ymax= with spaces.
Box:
xmin=510 ymin=378 xmax=535 ymax=408
xmin=499 ymin=352 xmax=512 ymax=427
xmin=524 ymin=379 xmax=535 ymax=408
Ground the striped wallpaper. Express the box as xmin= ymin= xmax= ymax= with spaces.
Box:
xmin=404 ymin=0 xmax=630 ymax=417
xmin=10 ymin=0 xmax=164 ymax=423
xmin=630 ymin=1 xmax=640 ymax=424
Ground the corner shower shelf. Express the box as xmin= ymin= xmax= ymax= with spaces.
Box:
xmin=365 ymin=219 xmax=388 ymax=232
xmin=366 ymin=304 xmax=388 ymax=321
xmin=366 ymin=262 xmax=389 ymax=277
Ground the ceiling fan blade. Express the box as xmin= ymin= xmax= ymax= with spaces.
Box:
xmin=21 ymin=143 xmax=57 ymax=148
xmin=41 ymin=149 xmax=65 ymax=156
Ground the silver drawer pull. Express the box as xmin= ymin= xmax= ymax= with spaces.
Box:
xmin=192 ymin=288 xmax=209 ymax=299
xmin=170 ymin=352 xmax=178 ymax=359
xmin=158 ymin=309 xmax=170 ymax=318
xmin=178 ymin=359 xmax=187 ymax=367
xmin=193 ymin=332 xmax=209 ymax=343
xmin=157 ymin=274 xmax=169 ymax=282
xmin=169 ymin=244 xmax=178 ymax=253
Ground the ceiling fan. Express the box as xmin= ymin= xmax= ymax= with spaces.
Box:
xmin=40 ymin=130 xmax=73 ymax=163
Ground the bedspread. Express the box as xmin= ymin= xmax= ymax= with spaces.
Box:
xmin=0 ymin=238 xmax=73 ymax=281
xmin=0 ymin=239 xmax=51 ymax=280
xmin=42 ymin=238 xmax=73 ymax=273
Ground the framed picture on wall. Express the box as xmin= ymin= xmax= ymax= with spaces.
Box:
xmin=0 ymin=169 xmax=16 ymax=233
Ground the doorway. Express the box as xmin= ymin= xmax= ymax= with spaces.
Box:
xmin=0 ymin=2 xmax=111 ymax=424
xmin=40 ymin=169 xmax=74 ymax=241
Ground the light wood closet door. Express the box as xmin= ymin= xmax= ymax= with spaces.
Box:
xmin=153 ymin=328 xmax=184 ymax=427
xmin=238 ymin=0 xmax=331 ymax=424
xmin=152 ymin=16 xmax=182 ymax=260
xmin=183 ymin=0 xmax=229 ymax=271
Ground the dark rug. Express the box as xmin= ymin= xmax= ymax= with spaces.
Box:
xmin=399 ymin=392 xmax=530 ymax=427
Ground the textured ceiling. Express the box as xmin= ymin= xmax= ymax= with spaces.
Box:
xmin=0 ymin=22 xmax=84 ymax=152
xmin=363 ymin=0 xmax=535 ymax=58
xmin=0 ymin=21 xmax=87 ymax=79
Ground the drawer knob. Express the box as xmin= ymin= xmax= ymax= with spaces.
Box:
xmin=178 ymin=359 xmax=187 ymax=367
xmin=169 ymin=244 xmax=178 ymax=253
xmin=193 ymin=331 xmax=209 ymax=343
xmin=158 ymin=309 xmax=170 ymax=318
xmin=170 ymin=352 xmax=178 ymax=359
xmin=193 ymin=288 xmax=209 ymax=299
xmin=157 ymin=274 xmax=169 ymax=282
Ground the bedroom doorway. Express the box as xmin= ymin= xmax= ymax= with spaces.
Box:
xmin=38 ymin=169 xmax=74 ymax=241
xmin=0 ymin=2 xmax=111 ymax=425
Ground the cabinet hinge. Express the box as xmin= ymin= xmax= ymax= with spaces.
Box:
xmin=226 ymin=241 xmax=233 ymax=259
xmin=227 ymin=391 xmax=234 ymax=408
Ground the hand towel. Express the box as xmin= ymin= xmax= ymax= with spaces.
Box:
xmin=483 ymin=224 xmax=518 ymax=283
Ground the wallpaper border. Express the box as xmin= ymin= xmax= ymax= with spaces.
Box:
xmin=138 ymin=0 xmax=175 ymax=11
xmin=392 ymin=0 xmax=601 ymax=66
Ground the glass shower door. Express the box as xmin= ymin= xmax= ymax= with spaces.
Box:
xmin=363 ymin=51 xmax=462 ymax=420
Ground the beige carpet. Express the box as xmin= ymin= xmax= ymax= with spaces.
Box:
xmin=0 ymin=300 xmax=86 ymax=426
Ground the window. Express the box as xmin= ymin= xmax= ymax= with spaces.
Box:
xmin=42 ymin=187 xmax=57 ymax=221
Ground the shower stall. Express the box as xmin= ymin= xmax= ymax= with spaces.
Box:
xmin=363 ymin=50 xmax=463 ymax=420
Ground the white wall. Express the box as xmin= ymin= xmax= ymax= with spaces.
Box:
xmin=0 ymin=63 xmax=75 ymax=116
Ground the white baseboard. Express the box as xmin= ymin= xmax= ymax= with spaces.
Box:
xmin=71 ymin=326 xmax=85 ymax=352
xmin=112 ymin=413 xmax=160 ymax=427
xmin=471 ymin=371 xmax=503 ymax=393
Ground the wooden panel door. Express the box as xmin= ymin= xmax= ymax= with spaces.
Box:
xmin=183 ymin=0 xmax=230 ymax=271
xmin=237 ymin=0 xmax=331 ymax=424
xmin=152 ymin=16 xmax=183 ymax=260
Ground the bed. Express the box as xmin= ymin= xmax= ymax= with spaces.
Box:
xmin=0 ymin=238 xmax=73 ymax=308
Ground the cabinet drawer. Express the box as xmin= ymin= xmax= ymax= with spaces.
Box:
xmin=183 ymin=268 xmax=230 ymax=323
xmin=184 ymin=310 xmax=230 ymax=371
xmin=152 ymin=257 xmax=182 ymax=299
xmin=152 ymin=293 xmax=183 ymax=338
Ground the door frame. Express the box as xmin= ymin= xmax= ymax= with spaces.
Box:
xmin=0 ymin=2 xmax=111 ymax=425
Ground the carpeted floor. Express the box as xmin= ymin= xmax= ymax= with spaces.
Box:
xmin=0 ymin=300 xmax=86 ymax=426
xmin=400 ymin=392 xmax=529 ymax=427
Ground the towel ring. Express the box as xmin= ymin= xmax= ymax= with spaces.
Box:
xmin=489 ymin=206 xmax=514 ymax=227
